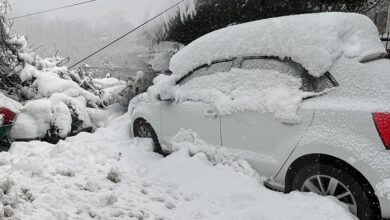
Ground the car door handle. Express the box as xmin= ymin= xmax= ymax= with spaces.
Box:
xmin=204 ymin=110 xmax=218 ymax=118
xmin=281 ymin=121 xmax=300 ymax=126
xmin=279 ymin=118 xmax=301 ymax=126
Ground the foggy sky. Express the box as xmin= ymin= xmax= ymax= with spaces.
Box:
xmin=7 ymin=0 xmax=182 ymax=66
xmin=8 ymin=0 xmax=156 ymax=25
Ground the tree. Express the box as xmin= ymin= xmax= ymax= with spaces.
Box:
xmin=152 ymin=0 xmax=379 ymax=45
xmin=366 ymin=0 xmax=389 ymax=33
xmin=0 ymin=1 xmax=25 ymax=96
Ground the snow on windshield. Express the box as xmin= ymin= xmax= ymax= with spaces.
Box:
xmin=170 ymin=12 xmax=386 ymax=79
xmin=150 ymin=68 xmax=310 ymax=119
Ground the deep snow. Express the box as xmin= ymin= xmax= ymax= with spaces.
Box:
xmin=0 ymin=112 xmax=355 ymax=220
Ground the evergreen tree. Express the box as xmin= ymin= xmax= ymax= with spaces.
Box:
xmin=156 ymin=0 xmax=378 ymax=45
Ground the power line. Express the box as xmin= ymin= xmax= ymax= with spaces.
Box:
xmin=9 ymin=0 xmax=97 ymax=20
xmin=69 ymin=0 xmax=186 ymax=69
xmin=360 ymin=0 xmax=383 ymax=14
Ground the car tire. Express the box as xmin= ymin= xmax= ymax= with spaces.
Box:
xmin=133 ymin=119 xmax=165 ymax=155
xmin=291 ymin=163 xmax=381 ymax=220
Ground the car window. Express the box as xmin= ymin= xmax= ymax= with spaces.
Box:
xmin=179 ymin=60 xmax=234 ymax=85
xmin=241 ymin=58 xmax=336 ymax=92
xmin=310 ymin=73 xmax=337 ymax=92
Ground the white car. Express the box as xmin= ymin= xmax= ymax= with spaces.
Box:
xmin=130 ymin=13 xmax=390 ymax=219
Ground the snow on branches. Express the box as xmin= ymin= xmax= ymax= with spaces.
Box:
xmin=0 ymin=4 xmax=127 ymax=143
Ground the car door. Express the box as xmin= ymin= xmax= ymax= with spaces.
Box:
xmin=220 ymin=57 xmax=316 ymax=178
xmin=160 ymin=60 xmax=235 ymax=147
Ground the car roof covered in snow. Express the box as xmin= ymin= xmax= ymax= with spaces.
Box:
xmin=169 ymin=12 xmax=386 ymax=78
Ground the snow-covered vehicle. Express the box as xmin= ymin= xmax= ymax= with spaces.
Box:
xmin=130 ymin=13 xmax=390 ymax=219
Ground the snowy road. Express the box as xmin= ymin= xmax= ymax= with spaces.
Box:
xmin=0 ymin=113 xmax=354 ymax=220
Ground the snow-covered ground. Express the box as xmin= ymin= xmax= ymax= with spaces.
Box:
xmin=0 ymin=111 xmax=355 ymax=220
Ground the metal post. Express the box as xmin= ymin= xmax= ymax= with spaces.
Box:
xmin=386 ymin=0 xmax=390 ymax=33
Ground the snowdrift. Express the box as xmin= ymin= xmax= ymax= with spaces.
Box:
xmin=0 ymin=113 xmax=354 ymax=219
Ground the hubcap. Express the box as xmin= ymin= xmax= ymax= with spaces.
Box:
xmin=137 ymin=125 xmax=152 ymax=138
xmin=301 ymin=175 xmax=357 ymax=215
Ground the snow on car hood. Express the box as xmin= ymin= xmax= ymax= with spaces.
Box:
xmin=170 ymin=12 xmax=386 ymax=78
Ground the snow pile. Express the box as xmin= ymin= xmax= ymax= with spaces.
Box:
xmin=92 ymin=78 xmax=125 ymax=90
xmin=0 ymin=113 xmax=354 ymax=219
xmin=0 ymin=93 xmax=23 ymax=114
xmin=170 ymin=12 xmax=386 ymax=78
xmin=34 ymin=72 xmax=101 ymax=106
xmin=11 ymin=93 xmax=93 ymax=140
xmin=149 ymin=68 xmax=310 ymax=119
xmin=92 ymin=77 xmax=127 ymax=105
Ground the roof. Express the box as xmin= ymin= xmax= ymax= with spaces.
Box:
xmin=169 ymin=12 xmax=386 ymax=78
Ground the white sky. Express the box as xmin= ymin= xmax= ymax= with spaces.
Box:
xmin=8 ymin=0 xmax=156 ymax=25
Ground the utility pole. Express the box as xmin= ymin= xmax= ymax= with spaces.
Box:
xmin=386 ymin=0 xmax=390 ymax=33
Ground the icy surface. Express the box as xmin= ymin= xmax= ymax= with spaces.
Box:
xmin=170 ymin=12 xmax=386 ymax=78
xmin=0 ymin=114 xmax=354 ymax=220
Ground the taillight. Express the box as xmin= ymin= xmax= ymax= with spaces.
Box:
xmin=373 ymin=113 xmax=390 ymax=149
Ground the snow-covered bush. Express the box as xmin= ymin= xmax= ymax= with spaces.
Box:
xmin=149 ymin=41 xmax=184 ymax=73
xmin=0 ymin=3 xmax=127 ymax=142
xmin=9 ymin=52 xmax=108 ymax=142
xmin=118 ymin=71 xmax=155 ymax=107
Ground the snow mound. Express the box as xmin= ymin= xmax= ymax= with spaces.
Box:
xmin=92 ymin=77 xmax=125 ymax=90
xmin=170 ymin=12 xmax=386 ymax=78
xmin=0 ymin=93 xmax=23 ymax=114
xmin=0 ymin=113 xmax=354 ymax=219
xmin=150 ymin=68 xmax=309 ymax=119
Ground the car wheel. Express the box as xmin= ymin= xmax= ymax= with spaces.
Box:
xmin=133 ymin=119 xmax=165 ymax=155
xmin=291 ymin=163 xmax=381 ymax=220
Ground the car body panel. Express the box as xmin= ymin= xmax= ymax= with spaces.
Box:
xmin=267 ymin=57 xmax=390 ymax=217
xmin=160 ymin=101 xmax=221 ymax=147
xmin=221 ymin=109 xmax=314 ymax=177
xmin=130 ymin=102 xmax=163 ymax=142
xmin=271 ymin=109 xmax=390 ymax=217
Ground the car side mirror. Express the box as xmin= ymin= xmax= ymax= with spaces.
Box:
xmin=157 ymin=93 xmax=174 ymax=102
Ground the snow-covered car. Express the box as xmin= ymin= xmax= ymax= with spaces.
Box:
xmin=130 ymin=13 xmax=390 ymax=219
